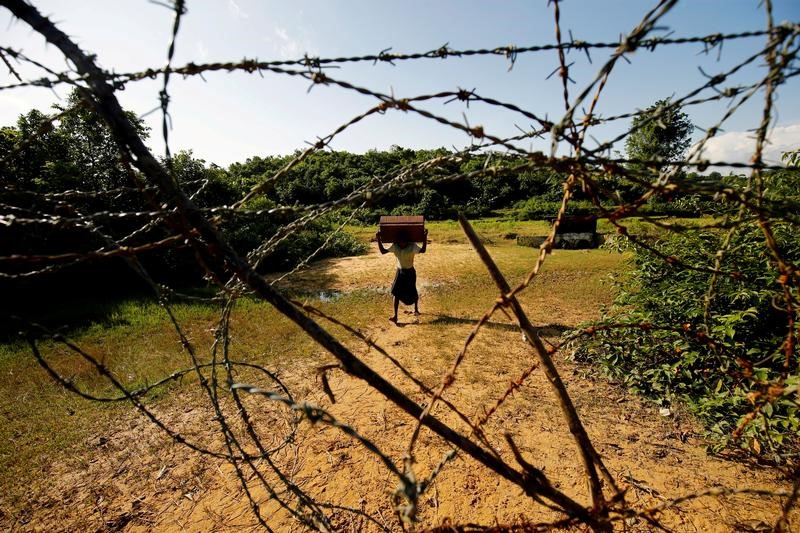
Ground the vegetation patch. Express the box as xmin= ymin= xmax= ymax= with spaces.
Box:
xmin=572 ymin=212 xmax=800 ymax=461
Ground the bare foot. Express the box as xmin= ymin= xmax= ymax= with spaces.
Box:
xmin=414 ymin=311 xmax=420 ymax=316
xmin=389 ymin=316 xmax=398 ymax=323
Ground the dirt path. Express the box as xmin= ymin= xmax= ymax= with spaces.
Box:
xmin=4 ymin=244 xmax=794 ymax=531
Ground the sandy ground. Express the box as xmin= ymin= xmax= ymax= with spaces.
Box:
xmin=2 ymin=243 xmax=796 ymax=532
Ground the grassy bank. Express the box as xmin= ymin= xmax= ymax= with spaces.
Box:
xmin=0 ymin=216 xmax=638 ymax=508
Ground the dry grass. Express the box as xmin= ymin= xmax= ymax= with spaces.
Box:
xmin=0 ymin=220 xmax=620 ymax=512
xmin=1 ymin=221 xmax=794 ymax=530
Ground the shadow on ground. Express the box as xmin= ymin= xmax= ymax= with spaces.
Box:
xmin=428 ymin=314 xmax=570 ymax=337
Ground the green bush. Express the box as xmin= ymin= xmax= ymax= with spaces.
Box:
xmin=514 ymin=195 xmax=729 ymax=221
xmin=266 ymin=217 xmax=368 ymax=271
xmin=636 ymin=195 xmax=733 ymax=217
xmin=514 ymin=198 xmax=600 ymax=220
xmin=571 ymin=225 xmax=800 ymax=460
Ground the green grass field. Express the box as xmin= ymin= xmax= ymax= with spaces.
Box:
xmin=2 ymin=215 xmax=707 ymax=507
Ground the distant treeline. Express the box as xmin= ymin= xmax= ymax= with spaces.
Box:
xmin=0 ymin=92 xmax=738 ymax=328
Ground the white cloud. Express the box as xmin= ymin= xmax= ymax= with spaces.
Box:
xmin=272 ymin=25 xmax=303 ymax=60
xmin=691 ymin=122 xmax=800 ymax=173
xmin=274 ymin=26 xmax=289 ymax=41
xmin=227 ymin=0 xmax=248 ymax=19
xmin=195 ymin=41 xmax=208 ymax=62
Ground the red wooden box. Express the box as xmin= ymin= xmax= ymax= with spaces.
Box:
xmin=379 ymin=215 xmax=425 ymax=243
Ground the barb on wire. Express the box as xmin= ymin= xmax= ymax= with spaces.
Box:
xmin=2 ymin=0 xmax=799 ymax=530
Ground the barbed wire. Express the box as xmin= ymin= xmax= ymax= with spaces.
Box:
xmin=1 ymin=25 xmax=791 ymax=93
xmin=1 ymin=0 xmax=799 ymax=531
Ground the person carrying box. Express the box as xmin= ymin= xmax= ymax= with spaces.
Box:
xmin=376 ymin=227 xmax=428 ymax=323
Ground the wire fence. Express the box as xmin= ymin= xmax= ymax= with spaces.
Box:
xmin=1 ymin=0 xmax=799 ymax=530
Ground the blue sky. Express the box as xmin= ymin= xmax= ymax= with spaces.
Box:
xmin=2 ymin=0 xmax=799 ymax=169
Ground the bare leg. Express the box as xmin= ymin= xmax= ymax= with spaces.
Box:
xmin=414 ymin=300 xmax=420 ymax=315
xmin=390 ymin=297 xmax=399 ymax=322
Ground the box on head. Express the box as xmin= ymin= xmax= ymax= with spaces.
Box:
xmin=379 ymin=215 xmax=425 ymax=243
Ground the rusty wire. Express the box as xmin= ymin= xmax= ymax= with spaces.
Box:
xmin=1 ymin=0 xmax=799 ymax=530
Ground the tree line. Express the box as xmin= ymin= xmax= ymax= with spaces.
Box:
xmin=0 ymin=90 xmax=578 ymax=329
xmin=0 ymin=91 xmax=737 ymax=327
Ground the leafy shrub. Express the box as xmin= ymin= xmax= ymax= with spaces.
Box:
xmin=514 ymin=196 xmax=729 ymax=221
xmin=636 ymin=195 xmax=733 ymax=217
xmin=265 ymin=217 xmax=368 ymax=272
xmin=571 ymin=225 xmax=800 ymax=460
xmin=514 ymin=198 xmax=600 ymax=220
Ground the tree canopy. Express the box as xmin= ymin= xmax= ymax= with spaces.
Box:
xmin=625 ymin=97 xmax=693 ymax=168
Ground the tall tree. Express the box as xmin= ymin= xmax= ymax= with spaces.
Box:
xmin=53 ymin=89 xmax=149 ymax=190
xmin=2 ymin=89 xmax=149 ymax=192
xmin=625 ymin=98 xmax=693 ymax=170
